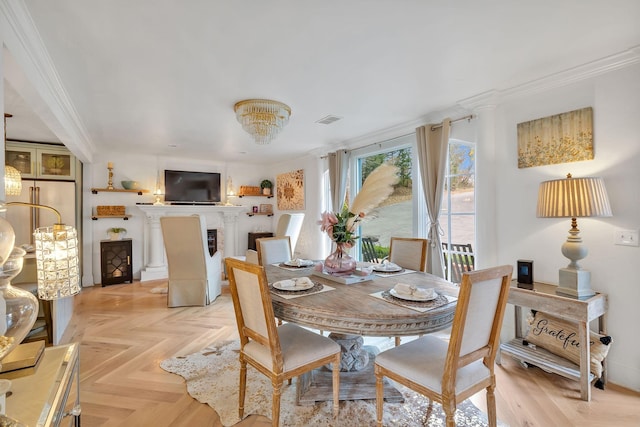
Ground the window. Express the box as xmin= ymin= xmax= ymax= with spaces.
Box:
xmin=440 ymin=139 xmax=476 ymax=282
xmin=350 ymin=134 xmax=420 ymax=261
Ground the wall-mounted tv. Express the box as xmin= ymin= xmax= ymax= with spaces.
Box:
xmin=164 ymin=170 xmax=221 ymax=204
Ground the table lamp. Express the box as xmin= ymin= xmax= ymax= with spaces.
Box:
xmin=0 ymin=201 xmax=80 ymax=367
xmin=536 ymin=174 xmax=612 ymax=298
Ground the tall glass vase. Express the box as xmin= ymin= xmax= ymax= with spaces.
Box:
xmin=324 ymin=242 xmax=357 ymax=275
xmin=0 ymin=247 xmax=39 ymax=365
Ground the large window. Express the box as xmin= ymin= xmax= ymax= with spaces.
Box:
xmin=351 ymin=134 xmax=419 ymax=261
xmin=440 ymin=139 xmax=476 ymax=282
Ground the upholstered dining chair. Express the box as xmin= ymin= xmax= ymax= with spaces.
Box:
xmin=256 ymin=236 xmax=293 ymax=266
xmin=160 ymin=215 xmax=222 ymax=307
xmin=387 ymin=237 xmax=429 ymax=272
xmin=224 ymin=258 xmax=341 ymax=426
xmin=275 ymin=213 xmax=305 ymax=253
xmin=374 ymin=264 xmax=513 ymax=427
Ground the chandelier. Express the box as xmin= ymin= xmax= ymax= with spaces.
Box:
xmin=234 ymin=99 xmax=291 ymax=144
xmin=4 ymin=113 xmax=22 ymax=196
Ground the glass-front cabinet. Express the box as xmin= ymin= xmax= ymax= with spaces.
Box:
xmin=6 ymin=141 xmax=76 ymax=180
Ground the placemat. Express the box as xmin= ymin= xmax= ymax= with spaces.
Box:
xmin=370 ymin=290 xmax=457 ymax=312
xmin=273 ymin=262 xmax=316 ymax=271
xmin=269 ymin=282 xmax=334 ymax=299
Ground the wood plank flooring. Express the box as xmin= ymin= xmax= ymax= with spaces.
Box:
xmin=59 ymin=280 xmax=639 ymax=427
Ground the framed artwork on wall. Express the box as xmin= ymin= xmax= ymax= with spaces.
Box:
xmin=517 ymin=107 xmax=593 ymax=168
xmin=276 ymin=169 xmax=305 ymax=210
xmin=259 ymin=204 xmax=273 ymax=214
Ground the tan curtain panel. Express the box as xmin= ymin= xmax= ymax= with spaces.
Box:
xmin=327 ymin=150 xmax=350 ymax=212
xmin=416 ymin=119 xmax=450 ymax=278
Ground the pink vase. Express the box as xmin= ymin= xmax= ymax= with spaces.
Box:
xmin=324 ymin=243 xmax=357 ymax=275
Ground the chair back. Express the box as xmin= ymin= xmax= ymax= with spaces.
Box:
xmin=361 ymin=237 xmax=380 ymax=263
xmin=444 ymin=265 xmax=512 ymax=383
xmin=225 ymin=258 xmax=283 ymax=369
xmin=275 ymin=213 xmax=305 ymax=252
xmin=442 ymin=242 xmax=475 ymax=283
xmin=256 ymin=236 xmax=292 ymax=266
xmin=388 ymin=237 xmax=428 ymax=271
xmin=160 ymin=215 xmax=221 ymax=306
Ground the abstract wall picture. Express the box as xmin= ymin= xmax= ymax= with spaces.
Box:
xmin=276 ymin=169 xmax=305 ymax=210
xmin=517 ymin=107 xmax=593 ymax=168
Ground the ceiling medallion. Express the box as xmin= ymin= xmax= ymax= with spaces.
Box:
xmin=234 ymin=99 xmax=291 ymax=145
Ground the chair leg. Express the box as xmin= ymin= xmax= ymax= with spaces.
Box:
xmin=239 ymin=361 xmax=247 ymax=419
xmin=486 ymin=384 xmax=497 ymax=427
xmin=272 ymin=380 xmax=283 ymax=427
xmin=443 ymin=398 xmax=457 ymax=427
xmin=375 ymin=366 xmax=384 ymax=427
xmin=332 ymin=353 xmax=340 ymax=418
xmin=395 ymin=336 xmax=401 ymax=346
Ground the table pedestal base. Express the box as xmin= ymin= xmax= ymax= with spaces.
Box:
xmin=296 ymin=345 xmax=403 ymax=404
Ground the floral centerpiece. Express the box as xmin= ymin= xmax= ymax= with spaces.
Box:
xmin=319 ymin=163 xmax=399 ymax=274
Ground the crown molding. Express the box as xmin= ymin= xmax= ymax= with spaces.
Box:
xmin=1 ymin=0 xmax=94 ymax=163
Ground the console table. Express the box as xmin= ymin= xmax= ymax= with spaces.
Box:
xmin=2 ymin=343 xmax=80 ymax=426
xmin=499 ymin=280 xmax=608 ymax=401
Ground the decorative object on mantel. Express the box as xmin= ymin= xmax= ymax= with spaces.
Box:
xmin=160 ymin=339 xmax=502 ymax=427
xmin=536 ymin=173 xmax=612 ymax=298
xmin=107 ymin=227 xmax=127 ymax=241
xmin=260 ymin=179 xmax=273 ymax=196
xmin=276 ymin=169 xmax=305 ymax=210
xmin=319 ymin=163 xmax=399 ymax=276
xmin=4 ymin=113 xmax=22 ymax=196
xmin=234 ymin=99 xmax=291 ymax=144
xmin=120 ymin=180 xmax=140 ymax=190
xmin=518 ymin=107 xmax=593 ymax=168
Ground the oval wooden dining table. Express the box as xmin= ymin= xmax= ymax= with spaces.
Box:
xmin=264 ymin=263 xmax=459 ymax=403
xmin=265 ymin=264 xmax=459 ymax=337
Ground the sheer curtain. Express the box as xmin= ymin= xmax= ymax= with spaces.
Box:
xmin=327 ymin=150 xmax=350 ymax=212
xmin=416 ymin=119 xmax=450 ymax=277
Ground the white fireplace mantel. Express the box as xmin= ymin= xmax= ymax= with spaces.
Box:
xmin=136 ymin=204 xmax=246 ymax=282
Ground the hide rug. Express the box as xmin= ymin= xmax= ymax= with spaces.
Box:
xmin=160 ymin=340 xmax=507 ymax=426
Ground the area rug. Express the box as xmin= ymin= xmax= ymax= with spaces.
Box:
xmin=160 ymin=340 xmax=507 ymax=426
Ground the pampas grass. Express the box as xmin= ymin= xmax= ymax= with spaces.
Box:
xmin=347 ymin=163 xmax=399 ymax=229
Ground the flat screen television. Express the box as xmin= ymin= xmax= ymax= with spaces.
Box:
xmin=164 ymin=170 xmax=221 ymax=204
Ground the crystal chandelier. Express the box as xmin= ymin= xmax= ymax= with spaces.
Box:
xmin=234 ymin=99 xmax=291 ymax=144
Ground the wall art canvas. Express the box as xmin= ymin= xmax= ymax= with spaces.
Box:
xmin=517 ymin=107 xmax=593 ymax=168
xmin=276 ymin=169 xmax=305 ymax=210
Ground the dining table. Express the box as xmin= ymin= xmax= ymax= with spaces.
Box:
xmin=264 ymin=262 xmax=460 ymax=404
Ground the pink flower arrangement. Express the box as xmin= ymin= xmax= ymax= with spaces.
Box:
xmin=318 ymin=208 xmax=364 ymax=248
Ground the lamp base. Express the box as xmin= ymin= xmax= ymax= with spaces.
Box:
xmin=557 ymin=268 xmax=595 ymax=299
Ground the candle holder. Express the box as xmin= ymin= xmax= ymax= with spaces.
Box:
xmin=107 ymin=164 xmax=114 ymax=189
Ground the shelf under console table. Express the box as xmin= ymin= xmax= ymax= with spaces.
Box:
xmin=499 ymin=280 xmax=608 ymax=402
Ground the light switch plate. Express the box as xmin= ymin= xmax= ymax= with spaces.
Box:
xmin=614 ymin=229 xmax=639 ymax=247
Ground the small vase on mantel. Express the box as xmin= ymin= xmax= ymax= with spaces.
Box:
xmin=323 ymin=242 xmax=357 ymax=275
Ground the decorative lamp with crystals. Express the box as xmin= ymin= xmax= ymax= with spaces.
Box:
xmin=234 ymin=99 xmax=291 ymax=144
xmin=0 ymin=201 xmax=80 ymax=368
xmin=536 ymin=173 xmax=612 ymax=298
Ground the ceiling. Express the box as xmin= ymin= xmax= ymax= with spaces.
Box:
xmin=4 ymin=1 xmax=640 ymax=164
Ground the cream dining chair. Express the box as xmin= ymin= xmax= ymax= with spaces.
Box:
xmin=160 ymin=215 xmax=222 ymax=307
xmin=256 ymin=236 xmax=293 ymax=266
xmin=275 ymin=213 xmax=305 ymax=252
xmin=374 ymin=265 xmax=513 ymax=427
xmin=224 ymin=258 xmax=341 ymax=426
xmin=387 ymin=237 xmax=429 ymax=272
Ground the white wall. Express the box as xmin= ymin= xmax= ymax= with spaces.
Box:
xmin=494 ymin=63 xmax=640 ymax=391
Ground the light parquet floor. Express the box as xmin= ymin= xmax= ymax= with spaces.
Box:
xmin=60 ymin=280 xmax=639 ymax=427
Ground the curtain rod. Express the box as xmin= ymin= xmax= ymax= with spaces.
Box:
xmin=321 ymin=114 xmax=475 ymax=158
xmin=430 ymin=114 xmax=474 ymax=130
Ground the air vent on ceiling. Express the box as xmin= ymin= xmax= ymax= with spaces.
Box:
xmin=316 ymin=115 xmax=342 ymax=125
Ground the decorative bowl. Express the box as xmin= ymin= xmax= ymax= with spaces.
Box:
xmin=121 ymin=180 xmax=140 ymax=190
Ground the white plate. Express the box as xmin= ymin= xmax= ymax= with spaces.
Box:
xmin=389 ymin=289 xmax=437 ymax=301
xmin=284 ymin=260 xmax=314 ymax=267
xmin=373 ymin=265 xmax=403 ymax=273
xmin=273 ymin=281 xmax=315 ymax=291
